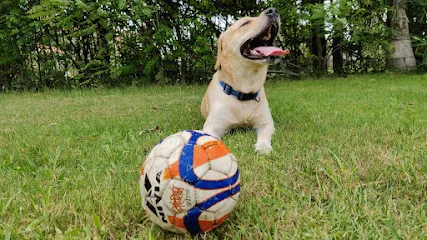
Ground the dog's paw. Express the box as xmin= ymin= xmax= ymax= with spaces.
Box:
xmin=253 ymin=142 xmax=272 ymax=155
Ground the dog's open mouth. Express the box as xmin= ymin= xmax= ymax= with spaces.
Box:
xmin=240 ymin=23 xmax=289 ymax=61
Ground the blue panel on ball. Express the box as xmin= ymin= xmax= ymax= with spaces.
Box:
xmin=197 ymin=184 xmax=240 ymax=210
xmin=183 ymin=184 xmax=240 ymax=234
xmin=179 ymin=144 xmax=199 ymax=184
xmin=185 ymin=130 xmax=213 ymax=144
xmin=179 ymin=130 xmax=212 ymax=184
xmin=183 ymin=206 xmax=203 ymax=234
xmin=195 ymin=170 xmax=240 ymax=189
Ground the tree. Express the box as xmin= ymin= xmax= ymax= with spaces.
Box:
xmin=330 ymin=0 xmax=346 ymax=75
xmin=408 ymin=0 xmax=427 ymax=69
xmin=306 ymin=0 xmax=327 ymax=75
xmin=386 ymin=0 xmax=417 ymax=70
xmin=0 ymin=0 xmax=424 ymax=91
xmin=0 ymin=0 xmax=36 ymax=90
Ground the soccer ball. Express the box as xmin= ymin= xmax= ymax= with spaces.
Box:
xmin=139 ymin=130 xmax=240 ymax=234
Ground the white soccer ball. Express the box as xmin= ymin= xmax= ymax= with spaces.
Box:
xmin=139 ymin=130 xmax=240 ymax=234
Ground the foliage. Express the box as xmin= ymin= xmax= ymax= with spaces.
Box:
xmin=413 ymin=36 xmax=427 ymax=70
xmin=408 ymin=0 xmax=427 ymax=69
xmin=268 ymin=0 xmax=391 ymax=75
xmin=341 ymin=0 xmax=390 ymax=73
xmin=0 ymin=0 xmax=426 ymax=90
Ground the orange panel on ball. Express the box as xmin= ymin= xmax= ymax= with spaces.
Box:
xmin=203 ymin=141 xmax=231 ymax=160
xmin=193 ymin=145 xmax=210 ymax=167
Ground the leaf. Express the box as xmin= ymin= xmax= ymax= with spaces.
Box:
xmin=81 ymin=60 xmax=104 ymax=71
xmin=4 ymin=228 xmax=11 ymax=240
xmin=92 ymin=214 xmax=102 ymax=232
xmin=65 ymin=229 xmax=82 ymax=237
xmin=68 ymin=25 xmax=97 ymax=38
xmin=139 ymin=126 xmax=160 ymax=135
xmin=383 ymin=220 xmax=402 ymax=239
xmin=27 ymin=4 xmax=45 ymax=17
xmin=55 ymin=227 xmax=63 ymax=234
xmin=106 ymin=32 xmax=114 ymax=42
xmin=118 ymin=0 xmax=126 ymax=10
xmin=336 ymin=17 xmax=347 ymax=26
xmin=75 ymin=0 xmax=89 ymax=11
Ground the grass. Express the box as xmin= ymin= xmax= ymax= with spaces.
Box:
xmin=1 ymin=72 xmax=427 ymax=239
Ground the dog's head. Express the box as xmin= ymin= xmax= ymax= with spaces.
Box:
xmin=215 ymin=8 xmax=290 ymax=71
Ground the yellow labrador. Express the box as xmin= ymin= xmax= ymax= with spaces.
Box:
xmin=201 ymin=8 xmax=289 ymax=154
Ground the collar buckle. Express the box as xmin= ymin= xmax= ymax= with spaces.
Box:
xmin=223 ymin=83 xmax=233 ymax=95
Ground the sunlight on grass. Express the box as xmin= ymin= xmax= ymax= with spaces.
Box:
xmin=1 ymin=73 xmax=427 ymax=239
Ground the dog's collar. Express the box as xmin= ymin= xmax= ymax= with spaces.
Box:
xmin=219 ymin=80 xmax=260 ymax=102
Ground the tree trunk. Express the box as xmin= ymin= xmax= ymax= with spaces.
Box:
xmin=332 ymin=27 xmax=344 ymax=75
xmin=83 ymin=36 xmax=89 ymax=64
xmin=311 ymin=29 xmax=327 ymax=74
xmin=386 ymin=0 xmax=416 ymax=70
xmin=97 ymin=23 xmax=111 ymax=66
xmin=306 ymin=0 xmax=327 ymax=75
xmin=34 ymin=28 xmax=42 ymax=90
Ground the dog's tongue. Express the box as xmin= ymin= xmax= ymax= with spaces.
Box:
xmin=250 ymin=47 xmax=290 ymax=57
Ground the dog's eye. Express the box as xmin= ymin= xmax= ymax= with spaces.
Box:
xmin=240 ymin=21 xmax=250 ymax=27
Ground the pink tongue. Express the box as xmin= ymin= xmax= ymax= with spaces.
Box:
xmin=250 ymin=47 xmax=290 ymax=56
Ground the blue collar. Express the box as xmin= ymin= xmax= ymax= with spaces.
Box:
xmin=219 ymin=81 xmax=260 ymax=101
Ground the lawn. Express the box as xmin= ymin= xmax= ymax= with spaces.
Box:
xmin=1 ymin=73 xmax=427 ymax=239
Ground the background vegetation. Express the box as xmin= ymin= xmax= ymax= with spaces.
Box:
xmin=0 ymin=0 xmax=426 ymax=90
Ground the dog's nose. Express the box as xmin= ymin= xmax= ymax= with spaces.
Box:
xmin=264 ymin=7 xmax=279 ymax=19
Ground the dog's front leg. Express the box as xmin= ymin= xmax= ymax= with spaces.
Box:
xmin=202 ymin=117 xmax=232 ymax=139
xmin=253 ymin=120 xmax=275 ymax=155
xmin=254 ymin=123 xmax=274 ymax=154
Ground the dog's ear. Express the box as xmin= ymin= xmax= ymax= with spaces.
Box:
xmin=215 ymin=34 xmax=224 ymax=71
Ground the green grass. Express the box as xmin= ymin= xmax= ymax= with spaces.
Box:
xmin=1 ymin=73 xmax=427 ymax=239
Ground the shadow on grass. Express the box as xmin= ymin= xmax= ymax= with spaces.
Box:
xmin=229 ymin=127 xmax=254 ymax=135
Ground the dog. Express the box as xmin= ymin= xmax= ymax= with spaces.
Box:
xmin=201 ymin=8 xmax=290 ymax=154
